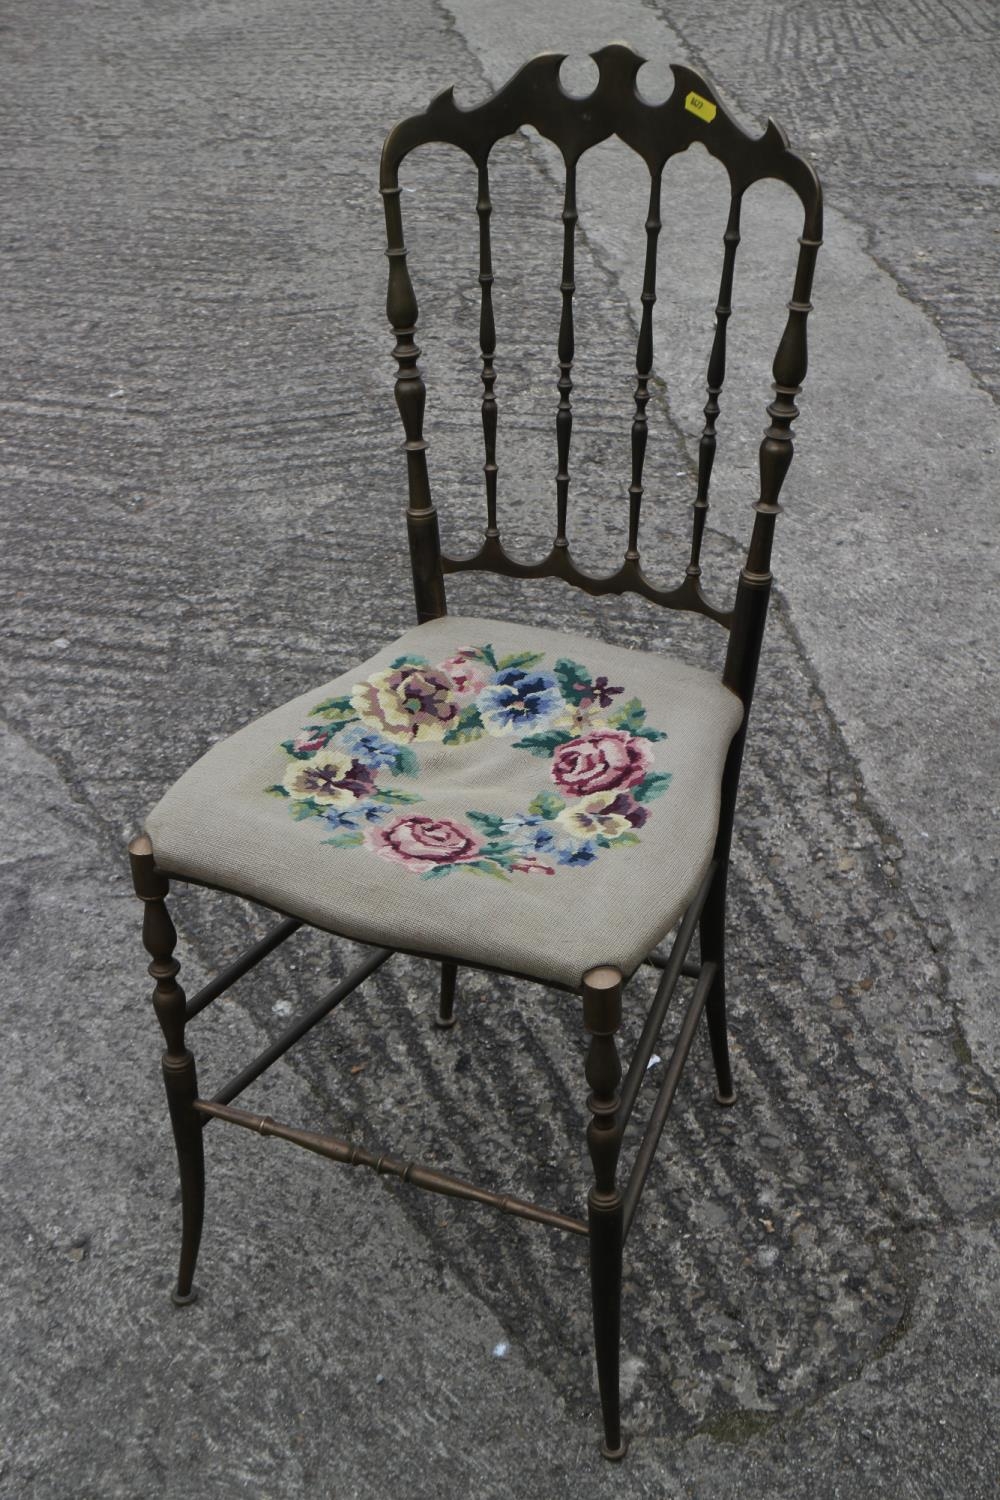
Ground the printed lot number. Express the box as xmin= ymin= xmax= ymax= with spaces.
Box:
xmin=684 ymin=90 xmax=717 ymax=123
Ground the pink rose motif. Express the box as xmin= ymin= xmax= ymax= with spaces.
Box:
xmin=367 ymin=814 xmax=481 ymax=871
xmin=551 ymin=730 xmax=652 ymax=797
xmin=292 ymin=728 xmax=329 ymax=755
xmin=439 ymin=652 xmax=489 ymax=704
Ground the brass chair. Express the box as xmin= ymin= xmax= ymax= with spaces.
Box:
xmin=129 ymin=45 xmax=821 ymax=1460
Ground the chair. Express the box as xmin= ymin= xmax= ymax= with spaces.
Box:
xmin=129 ymin=45 xmax=821 ymax=1460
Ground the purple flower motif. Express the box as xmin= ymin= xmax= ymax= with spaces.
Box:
xmin=602 ymin=792 xmax=649 ymax=829
xmin=352 ymin=664 xmax=460 ymax=743
xmin=592 ymin=676 xmax=624 ymax=708
xmin=283 ymin=750 xmax=376 ymax=806
xmin=337 ymin=761 xmax=378 ymax=799
xmin=479 ymin=668 xmax=562 ymax=734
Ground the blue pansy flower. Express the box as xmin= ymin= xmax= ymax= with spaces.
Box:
xmin=500 ymin=813 xmax=558 ymax=853
xmin=556 ymin=841 xmax=598 ymax=867
xmin=324 ymin=802 xmax=385 ymax=832
xmin=338 ymin=724 xmax=403 ymax=770
xmin=478 ymin=668 xmax=563 ymax=734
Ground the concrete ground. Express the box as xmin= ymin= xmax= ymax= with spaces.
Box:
xmin=2 ymin=1 xmax=998 ymax=1496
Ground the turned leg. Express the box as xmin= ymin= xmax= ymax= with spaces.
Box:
xmin=129 ymin=834 xmax=205 ymax=1304
xmin=435 ymin=959 xmax=457 ymax=1029
xmin=699 ymin=863 xmax=736 ymax=1107
xmin=582 ymin=966 xmax=627 ymax=1461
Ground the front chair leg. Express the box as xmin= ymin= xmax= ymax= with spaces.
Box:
xmin=435 ymin=958 xmax=457 ymax=1029
xmin=582 ymin=966 xmax=628 ymax=1461
xmin=699 ymin=863 xmax=736 ymax=1107
xmin=129 ymin=834 xmax=205 ymax=1304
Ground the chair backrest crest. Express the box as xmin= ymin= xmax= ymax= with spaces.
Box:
xmin=380 ymin=45 xmax=822 ymax=704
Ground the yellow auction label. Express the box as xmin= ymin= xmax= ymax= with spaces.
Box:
xmin=684 ymin=90 xmax=717 ymax=123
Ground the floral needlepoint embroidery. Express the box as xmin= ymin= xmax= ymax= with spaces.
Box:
xmin=367 ymin=814 xmax=482 ymax=871
xmin=266 ymin=644 xmax=671 ymax=880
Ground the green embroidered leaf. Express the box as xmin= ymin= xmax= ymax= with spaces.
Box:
xmin=457 ymin=859 xmax=511 ymax=881
xmin=529 ymin=790 xmax=565 ymax=820
xmin=290 ymin=797 xmax=326 ymax=820
xmin=265 ymin=783 xmax=290 ymax=797
xmin=479 ymin=643 xmax=498 ymax=670
xmin=635 ymin=727 xmax=668 ymax=742
xmin=280 ymin=728 xmax=337 ymax=760
xmin=370 ymin=787 xmax=423 ymax=805
xmin=476 ymin=840 xmax=520 ymax=862
xmin=608 ymin=696 xmax=647 ymax=733
xmin=554 ymin=657 xmax=592 ymax=705
xmin=321 ymin=830 xmax=365 ymax=848
xmin=511 ymin=729 xmax=575 ymax=758
xmin=390 ymin=653 xmax=430 ymax=669
xmin=310 ymin=694 xmax=357 ymax=723
xmin=393 ymin=746 xmax=420 ymax=777
xmin=466 ymin=810 xmax=508 ymax=837
xmin=442 ymin=704 xmax=484 ymax=745
xmin=497 ymin=650 xmax=545 ymax=671
xmin=421 ymin=864 xmax=454 ymax=880
xmin=632 ymin=771 xmax=673 ymax=803
xmin=604 ymin=830 xmax=641 ymax=848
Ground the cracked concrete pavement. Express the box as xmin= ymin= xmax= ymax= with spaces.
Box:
xmin=2 ymin=0 xmax=998 ymax=1495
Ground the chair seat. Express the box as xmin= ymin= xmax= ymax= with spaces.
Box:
xmin=146 ymin=615 xmax=743 ymax=988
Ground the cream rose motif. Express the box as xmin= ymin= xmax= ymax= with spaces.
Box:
xmin=351 ymin=663 xmax=460 ymax=743
xmin=266 ymin=644 xmax=672 ymax=881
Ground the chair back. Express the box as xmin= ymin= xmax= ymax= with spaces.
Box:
xmin=380 ymin=45 xmax=822 ymax=705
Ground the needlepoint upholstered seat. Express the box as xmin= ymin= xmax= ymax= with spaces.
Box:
xmin=130 ymin=43 xmax=821 ymax=1463
xmin=147 ymin=617 xmax=742 ymax=987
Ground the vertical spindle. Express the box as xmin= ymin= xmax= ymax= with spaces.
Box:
xmin=689 ymin=193 xmax=742 ymax=577
xmin=745 ymin=231 xmax=820 ymax=579
xmin=625 ymin=170 xmax=663 ymax=562
xmin=382 ymin=177 xmax=446 ymax=622
xmin=477 ymin=160 xmax=499 ymax=540
xmin=555 ymin=161 xmax=578 ymax=548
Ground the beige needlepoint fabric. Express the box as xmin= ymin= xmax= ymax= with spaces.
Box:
xmin=146 ymin=616 xmax=744 ymax=988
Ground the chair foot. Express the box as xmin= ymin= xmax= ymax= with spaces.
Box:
xmin=715 ymin=1088 xmax=737 ymax=1108
xmin=171 ymin=1285 xmax=199 ymax=1307
xmin=600 ymin=1437 xmax=629 ymax=1462
xmin=433 ymin=1013 xmax=457 ymax=1030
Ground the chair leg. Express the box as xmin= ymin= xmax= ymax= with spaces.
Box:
xmin=700 ymin=862 xmax=736 ymax=1106
xmin=582 ymin=966 xmax=628 ymax=1461
xmin=129 ymin=835 xmax=205 ymax=1304
xmin=435 ymin=959 xmax=457 ymax=1029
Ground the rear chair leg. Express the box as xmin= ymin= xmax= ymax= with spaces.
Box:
xmin=700 ymin=863 xmax=736 ymax=1106
xmin=435 ymin=959 xmax=457 ymax=1029
xmin=129 ymin=834 xmax=205 ymax=1304
xmin=582 ymin=966 xmax=628 ymax=1461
